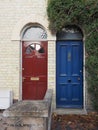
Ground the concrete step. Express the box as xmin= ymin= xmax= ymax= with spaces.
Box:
xmin=53 ymin=108 xmax=87 ymax=115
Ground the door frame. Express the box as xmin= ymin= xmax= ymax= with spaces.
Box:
xmin=19 ymin=39 xmax=48 ymax=100
xmin=56 ymin=42 xmax=86 ymax=109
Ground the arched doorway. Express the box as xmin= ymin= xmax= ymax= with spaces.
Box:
xmin=21 ymin=25 xmax=48 ymax=100
xmin=56 ymin=25 xmax=83 ymax=108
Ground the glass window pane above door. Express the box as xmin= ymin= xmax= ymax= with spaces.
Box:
xmin=22 ymin=26 xmax=47 ymax=40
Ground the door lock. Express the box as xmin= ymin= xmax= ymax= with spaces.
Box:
xmin=68 ymin=79 xmax=71 ymax=83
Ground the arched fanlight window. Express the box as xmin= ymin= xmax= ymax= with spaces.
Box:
xmin=57 ymin=25 xmax=83 ymax=40
xmin=22 ymin=26 xmax=47 ymax=40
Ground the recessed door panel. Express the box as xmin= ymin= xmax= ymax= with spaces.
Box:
xmin=59 ymin=45 xmax=68 ymax=76
xmin=56 ymin=41 xmax=83 ymax=108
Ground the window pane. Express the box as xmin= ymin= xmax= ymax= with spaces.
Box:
xmin=22 ymin=26 xmax=47 ymax=40
xmin=25 ymin=43 xmax=45 ymax=54
xmin=57 ymin=25 xmax=83 ymax=40
xmin=36 ymin=44 xmax=41 ymax=51
xmin=38 ymin=47 xmax=45 ymax=53
xmin=30 ymin=44 xmax=35 ymax=50
xmin=25 ymin=47 xmax=32 ymax=54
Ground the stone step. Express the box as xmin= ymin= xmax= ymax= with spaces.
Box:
xmin=53 ymin=109 xmax=87 ymax=115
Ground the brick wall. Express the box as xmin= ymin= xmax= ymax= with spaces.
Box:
xmin=0 ymin=0 xmax=91 ymax=111
xmin=0 ymin=0 xmax=56 ymax=104
xmin=0 ymin=0 xmax=56 ymax=100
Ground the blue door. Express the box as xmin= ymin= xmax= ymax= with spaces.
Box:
xmin=56 ymin=40 xmax=83 ymax=108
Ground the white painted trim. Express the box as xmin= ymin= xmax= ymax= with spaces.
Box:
xmin=19 ymin=41 xmax=22 ymax=101
xmin=83 ymin=38 xmax=86 ymax=111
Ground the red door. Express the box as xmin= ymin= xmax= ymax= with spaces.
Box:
xmin=22 ymin=41 xmax=47 ymax=100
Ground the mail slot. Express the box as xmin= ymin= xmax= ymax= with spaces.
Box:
xmin=30 ymin=77 xmax=39 ymax=81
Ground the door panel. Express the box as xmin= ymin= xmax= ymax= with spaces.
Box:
xmin=56 ymin=41 xmax=83 ymax=108
xmin=23 ymin=82 xmax=36 ymax=100
xmin=59 ymin=45 xmax=68 ymax=76
xmin=22 ymin=41 xmax=47 ymax=100
xmin=36 ymin=82 xmax=47 ymax=99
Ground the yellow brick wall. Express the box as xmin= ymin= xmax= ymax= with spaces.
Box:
xmin=0 ymin=0 xmax=56 ymax=101
xmin=48 ymin=41 xmax=56 ymax=108
xmin=0 ymin=0 xmax=91 ymax=110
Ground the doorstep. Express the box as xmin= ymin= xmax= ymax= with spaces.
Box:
xmin=53 ymin=108 xmax=87 ymax=115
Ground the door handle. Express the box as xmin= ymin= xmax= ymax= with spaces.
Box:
xmin=68 ymin=79 xmax=71 ymax=83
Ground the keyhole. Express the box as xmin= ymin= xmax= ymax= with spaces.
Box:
xmin=68 ymin=79 xmax=71 ymax=83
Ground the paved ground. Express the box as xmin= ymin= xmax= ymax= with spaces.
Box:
xmin=0 ymin=113 xmax=5 ymax=130
xmin=0 ymin=111 xmax=98 ymax=130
